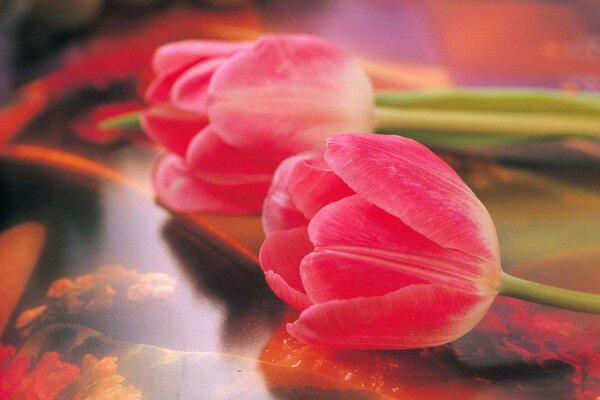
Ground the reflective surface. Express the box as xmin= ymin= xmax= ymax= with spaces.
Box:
xmin=1 ymin=1 xmax=600 ymax=399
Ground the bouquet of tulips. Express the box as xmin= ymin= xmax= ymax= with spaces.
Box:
xmin=110 ymin=34 xmax=600 ymax=350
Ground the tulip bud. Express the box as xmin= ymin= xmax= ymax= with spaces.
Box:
xmin=141 ymin=35 xmax=375 ymax=214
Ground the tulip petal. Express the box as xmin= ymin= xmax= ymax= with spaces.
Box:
xmin=301 ymin=251 xmax=428 ymax=303
xmin=287 ymin=159 xmax=354 ymax=219
xmin=141 ymin=108 xmax=207 ymax=157
xmin=145 ymin=67 xmax=188 ymax=103
xmin=287 ymin=284 xmax=493 ymax=349
xmin=262 ymin=154 xmax=315 ymax=237
xmin=152 ymin=40 xmax=251 ymax=74
xmin=170 ymin=58 xmax=227 ymax=113
xmin=147 ymin=40 xmax=250 ymax=103
xmin=153 ymin=154 xmax=270 ymax=213
xmin=303 ymin=195 xmax=497 ymax=303
xmin=208 ymin=35 xmax=375 ymax=159
xmin=264 ymin=272 xmax=312 ymax=312
xmin=325 ymin=134 xmax=500 ymax=264
xmin=259 ymin=227 xmax=314 ymax=310
xmin=186 ymin=127 xmax=277 ymax=181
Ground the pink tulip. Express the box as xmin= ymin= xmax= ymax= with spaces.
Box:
xmin=259 ymin=133 xmax=502 ymax=349
xmin=142 ymin=35 xmax=375 ymax=213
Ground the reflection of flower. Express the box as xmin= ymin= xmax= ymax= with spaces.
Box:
xmin=0 ymin=344 xmax=79 ymax=399
xmin=17 ymin=264 xmax=177 ymax=337
xmin=260 ymin=133 xmax=501 ymax=349
xmin=66 ymin=355 xmax=141 ymax=400
xmin=143 ymin=34 xmax=374 ymax=214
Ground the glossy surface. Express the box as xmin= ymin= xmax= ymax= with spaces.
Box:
xmin=1 ymin=1 xmax=600 ymax=399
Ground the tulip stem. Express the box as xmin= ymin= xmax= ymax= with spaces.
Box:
xmin=98 ymin=112 xmax=141 ymax=131
xmin=374 ymin=106 xmax=600 ymax=138
xmin=374 ymin=89 xmax=600 ymax=143
xmin=499 ymin=272 xmax=600 ymax=314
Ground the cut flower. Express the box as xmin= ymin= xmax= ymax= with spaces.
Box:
xmin=142 ymin=35 xmax=375 ymax=213
xmin=260 ymin=133 xmax=502 ymax=349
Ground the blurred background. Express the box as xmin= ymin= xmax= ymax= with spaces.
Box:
xmin=2 ymin=0 xmax=600 ymax=104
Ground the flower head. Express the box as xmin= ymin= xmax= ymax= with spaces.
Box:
xmin=142 ymin=35 xmax=375 ymax=213
xmin=259 ymin=133 xmax=502 ymax=349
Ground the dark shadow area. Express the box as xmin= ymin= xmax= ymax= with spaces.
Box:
xmin=0 ymin=159 xmax=103 ymax=344
xmin=162 ymin=216 xmax=287 ymax=353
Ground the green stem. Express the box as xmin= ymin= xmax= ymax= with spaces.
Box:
xmin=375 ymin=106 xmax=600 ymax=138
xmin=374 ymin=89 xmax=600 ymax=145
xmin=499 ymin=272 xmax=600 ymax=314
xmin=98 ymin=112 xmax=141 ymax=131
xmin=375 ymin=89 xmax=600 ymax=114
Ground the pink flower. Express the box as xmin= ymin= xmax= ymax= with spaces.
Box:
xmin=142 ymin=35 xmax=375 ymax=213
xmin=259 ymin=133 xmax=502 ymax=349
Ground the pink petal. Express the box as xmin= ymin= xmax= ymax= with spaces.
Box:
xmin=300 ymin=251 xmax=428 ymax=303
xmin=287 ymin=158 xmax=354 ymax=219
xmin=185 ymin=126 xmax=277 ymax=183
xmin=325 ymin=134 xmax=500 ymax=264
xmin=141 ymin=107 xmax=207 ymax=157
xmin=153 ymin=154 xmax=270 ymax=213
xmin=259 ymin=227 xmax=314 ymax=310
xmin=287 ymin=284 xmax=493 ymax=349
xmin=208 ymin=35 xmax=375 ymax=159
xmin=261 ymin=154 xmax=314 ymax=237
xmin=147 ymin=39 xmax=248 ymax=103
xmin=264 ymin=272 xmax=312 ymax=313
xmin=152 ymin=40 xmax=251 ymax=74
xmin=303 ymin=195 xmax=498 ymax=303
xmin=145 ymin=67 xmax=188 ymax=104
xmin=170 ymin=58 xmax=227 ymax=113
